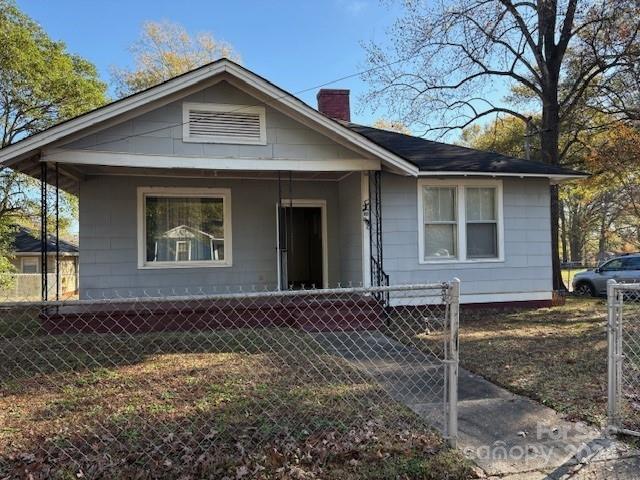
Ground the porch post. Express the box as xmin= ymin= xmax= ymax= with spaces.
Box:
xmin=361 ymin=172 xmax=371 ymax=287
xmin=40 ymin=161 xmax=48 ymax=301
xmin=55 ymin=163 xmax=60 ymax=301
xmin=369 ymin=170 xmax=385 ymax=288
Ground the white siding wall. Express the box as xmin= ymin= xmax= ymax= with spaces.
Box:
xmin=337 ymin=173 xmax=363 ymax=286
xmin=382 ymin=173 xmax=553 ymax=302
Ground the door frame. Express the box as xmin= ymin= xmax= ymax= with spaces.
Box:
xmin=276 ymin=199 xmax=329 ymax=289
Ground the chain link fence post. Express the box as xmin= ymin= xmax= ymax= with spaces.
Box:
xmin=447 ymin=277 xmax=460 ymax=447
xmin=607 ymin=279 xmax=619 ymax=433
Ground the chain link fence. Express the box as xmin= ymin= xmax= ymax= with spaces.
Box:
xmin=607 ymin=280 xmax=640 ymax=438
xmin=0 ymin=282 xmax=459 ymax=479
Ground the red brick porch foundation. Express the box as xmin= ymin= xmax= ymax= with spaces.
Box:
xmin=40 ymin=295 xmax=386 ymax=334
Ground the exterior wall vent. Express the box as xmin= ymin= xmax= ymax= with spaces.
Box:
xmin=183 ymin=102 xmax=267 ymax=145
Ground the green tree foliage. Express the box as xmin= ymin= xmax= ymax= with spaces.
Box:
xmin=0 ymin=0 xmax=107 ymax=271
xmin=111 ymin=20 xmax=240 ymax=97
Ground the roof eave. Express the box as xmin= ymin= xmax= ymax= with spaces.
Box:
xmin=0 ymin=59 xmax=418 ymax=176
xmin=416 ymin=170 xmax=588 ymax=183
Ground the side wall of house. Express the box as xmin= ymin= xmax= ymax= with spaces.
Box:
xmin=382 ymin=173 xmax=553 ymax=303
xmin=337 ymin=173 xmax=362 ymax=286
xmin=79 ymin=175 xmax=345 ymax=298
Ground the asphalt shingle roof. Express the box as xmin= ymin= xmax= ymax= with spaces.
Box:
xmin=11 ymin=226 xmax=78 ymax=254
xmin=343 ymin=123 xmax=587 ymax=177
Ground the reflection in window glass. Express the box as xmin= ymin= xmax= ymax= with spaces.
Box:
xmin=145 ymin=196 xmax=225 ymax=264
xmin=423 ymin=187 xmax=457 ymax=258
xmin=466 ymin=187 xmax=498 ymax=259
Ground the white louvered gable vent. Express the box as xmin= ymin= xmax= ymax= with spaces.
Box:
xmin=183 ymin=102 xmax=267 ymax=145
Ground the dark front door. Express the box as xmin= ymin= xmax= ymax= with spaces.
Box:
xmin=283 ymin=206 xmax=323 ymax=289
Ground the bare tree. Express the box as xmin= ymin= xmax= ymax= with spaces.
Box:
xmin=363 ymin=0 xmax=640 ymax=289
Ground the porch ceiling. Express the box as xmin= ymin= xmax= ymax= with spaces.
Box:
xmin=58 ymin=164 xmax=357 ymax=181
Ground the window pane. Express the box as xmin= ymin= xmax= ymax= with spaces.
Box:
xmin=627 ymin=257 xmax=640 ymax=269
xmin=145 ymin=196 xmax=225 ymax=263
xmin=603 ymin=259 xmax=623 ymax=271
xmin=466 ymin=187 xmax=495 ymax=221
xmin=424 ymin=187 xmax=456 ymax=222
xmin=425 ymin=224 xmax=457 ymax=258
xmin=467 ymin=223 xmax=497 ymax=258
xmin=22 ymin=258 xmax=38 ymax=274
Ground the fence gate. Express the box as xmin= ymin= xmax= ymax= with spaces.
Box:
xmin=0 ymin=282 xmax=459 ymax=478
xmin=607 ymin=280 xmax=640 ymax=438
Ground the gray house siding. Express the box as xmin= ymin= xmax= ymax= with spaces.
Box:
xmin=381 ymin=173 xmax=552 ymax=300
xmin=79 ymin=175 xmax=347 ymax=298
xmin=338 ymin=173 xmax=363 ymax=286
xmin=64 ymin=81 xmax=367 ymax=163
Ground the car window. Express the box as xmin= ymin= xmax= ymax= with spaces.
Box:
xmin=624 ymin=257 xmax=640 ymax=270
xmin=601 ymin=259 xmax=624 ymax=271
xmin=601 ymin=257 xmax=640 ymax=271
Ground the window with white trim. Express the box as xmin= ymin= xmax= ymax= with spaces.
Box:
xmin=418 ymin=179 xmax=503 ymax=263
xmin=183 ymin=102 xmax=266 ymax=145
xmin=138 ymin=188 xmax=232 ymax=268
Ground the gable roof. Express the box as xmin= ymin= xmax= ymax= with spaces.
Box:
xmin=0 ymin=58 xmax=586 ymax=183
xmin=0 ymin=58 xmax=416 ymax=176
xmin=11 ymin=226 xmax=78 ymax=254
xmin=344 ymin=123 xmax=588 ymax=181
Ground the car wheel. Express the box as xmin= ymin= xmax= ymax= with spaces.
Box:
xmin=574 ymin=281 xmax=596 ymax=297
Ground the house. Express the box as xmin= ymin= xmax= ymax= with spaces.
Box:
xmin=2 ymin=225 xmax=79 ymax=299
xmin=0 ymin=59 xmax=586 ymax=305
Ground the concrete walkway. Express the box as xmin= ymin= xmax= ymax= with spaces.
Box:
xmin=312 ymin=331 xmax=640 ymax=479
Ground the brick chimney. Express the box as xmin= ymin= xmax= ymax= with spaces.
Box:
xmin=316 ymin=89 xmax=350 ymax=122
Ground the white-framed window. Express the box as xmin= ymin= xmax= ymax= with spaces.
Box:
xmin=418 ymin=179 xmax=504 ymax=263
xmin=21 ymin=257 xmax=39 ymax=274
xmin=182 ymin=102 xmax=267 ymax=145
xmin=137 ymin=187 xmax=232 ymax=269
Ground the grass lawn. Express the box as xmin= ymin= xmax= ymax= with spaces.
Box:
xmin=455 ymin=297 xmax=640 ymax=440
xmin=0 ymin=324 xmax=473 ymax=480
xmin=458 ymin=297 xmax=610 ymax=425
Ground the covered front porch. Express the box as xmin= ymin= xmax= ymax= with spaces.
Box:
xmin=30 ymin=162 xmax=385 ymax=300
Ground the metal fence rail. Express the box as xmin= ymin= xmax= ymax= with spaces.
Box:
xmin=607 ymin=280 xmax=640 ymax=438
xmin=0 ymin=282 xmax=459 ymax=478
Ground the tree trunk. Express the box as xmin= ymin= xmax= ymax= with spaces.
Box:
xmin=597 ymin=194 xmax=610 ymax=262
xmin=540 ymin=91 xmax=567 ymax=290
xmin=559 ymin=198 xmax=568 ymax=262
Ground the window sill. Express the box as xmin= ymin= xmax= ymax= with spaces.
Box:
xmin=138 ymin=262 xmax=233 ymax=270
xmin=418 ymin=258 xmax=505 ymax=265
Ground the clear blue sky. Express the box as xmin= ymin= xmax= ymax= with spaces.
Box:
xmin=17 ymin=0 xmax=404 ymax=126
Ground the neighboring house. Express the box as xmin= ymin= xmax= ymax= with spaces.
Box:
xmin=0 ymin=59 xmax=586 ymax=305
xmin=3 ymin=226 xmax=79 ymax=299
xmin=9 ymin=226 xmax=79 ymax=275
xmin=152 ymin=225 xmax=225 ymax=262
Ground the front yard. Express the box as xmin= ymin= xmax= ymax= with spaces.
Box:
xmin=0 ymin=324 xmax=473 ymax=480
xmin=459 ymin=297 xmax=615 ymax=426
